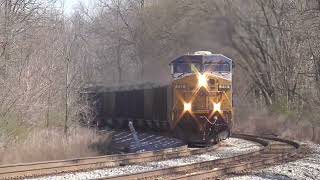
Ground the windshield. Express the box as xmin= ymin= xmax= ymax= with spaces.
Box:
xmin=204 ymin=62 xmax=230 ymax=73
xmin=174 ymin=63 xmax=201 ymax=73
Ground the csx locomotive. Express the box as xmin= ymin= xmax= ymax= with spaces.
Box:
xmin=82 ymin=51 xmax=233 ymax=145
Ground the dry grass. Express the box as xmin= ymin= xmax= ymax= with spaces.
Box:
xmin=234 ymin=108 xmax=320 ymax=144
xmin=0 ymin=128 xmax=111 ymax=165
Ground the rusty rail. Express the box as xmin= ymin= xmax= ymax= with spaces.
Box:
xmin=102 ymin=134 xmax=303 ymax=180
xmin=0 ymin=144 xmax=221 ymax=179
xmin=0 ymin=134 xmax=304 ymax=180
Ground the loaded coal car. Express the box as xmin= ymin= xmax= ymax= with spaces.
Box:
xmin=81 ymin=83 xmax=171 ymax=131
xmin=81 ymin=51 xmax=233 ymax=145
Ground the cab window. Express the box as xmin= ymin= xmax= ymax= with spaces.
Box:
xmin=204 ymin=62 xmax=230 ymax=73
xmin=173 ymin=63 xmax=201 ymax=73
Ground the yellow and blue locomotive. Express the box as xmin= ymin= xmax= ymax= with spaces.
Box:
xmin=170 ymin=51 xmax=233 ymax=144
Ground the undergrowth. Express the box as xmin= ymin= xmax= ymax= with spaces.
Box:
xmin=0 ymin=128 xmax=110 ymax=165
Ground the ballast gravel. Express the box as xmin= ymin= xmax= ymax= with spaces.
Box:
xmin=29 ymin=138 xmax=261 ymax=180
xmin=226 ymin=142 xmax=320 ymax=180
xmin=110 ymin=131 xmax=185 ymax=152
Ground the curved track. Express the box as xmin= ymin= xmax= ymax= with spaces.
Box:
xmin=0 ymin=134 xmax=305 ymax=179
xmin=100 ymin=134 xmax=305 ymax=180
xmin=0 ymin=142 xmax=217 ymax=179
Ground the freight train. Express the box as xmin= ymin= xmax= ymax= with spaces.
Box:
xmin=82 ymin=51 xmax=233 ymax=145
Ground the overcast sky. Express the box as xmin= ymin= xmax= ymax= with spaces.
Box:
xmin=64 ymin=0 xmax=91 ymax=15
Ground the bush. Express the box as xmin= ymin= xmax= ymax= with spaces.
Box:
xmin=234 ymin=106 xmax=320 ymax=143
xmin=0 ymin=128 xmax=110 ymax=165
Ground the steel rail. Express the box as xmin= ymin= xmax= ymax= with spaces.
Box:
xmin=0 ymin=144 xmax=221 ymax=179
xmin=169 ymin=134 xmax=303 ymax=180
xmin=102 ymin=134 xmax=303 ymax=180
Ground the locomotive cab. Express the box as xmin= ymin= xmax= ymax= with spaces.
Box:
xmin=170 ymin=51 xmax=233 ymax=145
xmin=170 ymin=52 xmax=231 ymax=76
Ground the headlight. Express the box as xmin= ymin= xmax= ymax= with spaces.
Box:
xmin=198 ymin=74 xmax=207 ymax=87
xmin=184 ymin=102 xmax=192 ymax=112
xmin=213 ymin=102 xmax=221 ymax=113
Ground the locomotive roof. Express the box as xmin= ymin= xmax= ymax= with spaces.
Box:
xmin=169 ymin=54 xmax=232 ymax=65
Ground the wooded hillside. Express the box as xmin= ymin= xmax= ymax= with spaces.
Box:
xmin=0 ymin=0 xmax=319 ymax=164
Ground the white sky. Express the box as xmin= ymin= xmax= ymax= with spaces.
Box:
xmin=64 ymin=0 xmax=91 ymax=15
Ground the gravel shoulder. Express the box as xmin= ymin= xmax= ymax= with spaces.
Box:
xmin=227 ymin=142 xmax=320 ymax=180
xmin=29 ymin=138 xmax=262 ymax=180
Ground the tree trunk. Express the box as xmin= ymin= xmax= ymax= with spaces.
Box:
xmin=64 ymin=59 xmax=69 ymax=135
xmin=312 ymin=126 xmax=316 ymax=142
xmin=261 ymin=88 xmax=273 ymax=106
xmin=116 ymin=43 xmax=122 ymax=84
xmin=46 ymin=89 xmax=51 ymax=128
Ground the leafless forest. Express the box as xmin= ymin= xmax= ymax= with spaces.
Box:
xmin=0 ymin=0 xmax=319 ymax=164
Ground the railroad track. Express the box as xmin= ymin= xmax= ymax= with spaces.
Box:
xmin=0 ymin=142 xmax=217 ymax=179
xmin=0 ymin=134 xmax=305 ymax=180
xmin=100 ymin=134 xmax=306 ymax=180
